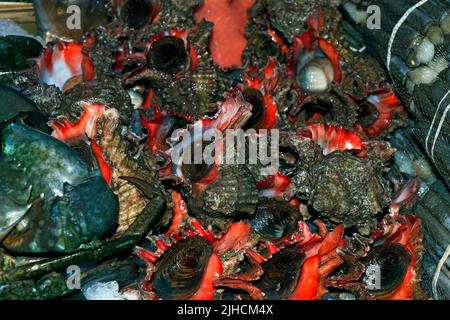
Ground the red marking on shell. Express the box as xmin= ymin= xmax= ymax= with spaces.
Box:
xmin=317 ymin=225 xmax=346 ymax=257
xmin=37 ymin=42 xmax=95 ymax=90
xmin=373 ymin=214 xmax=423 ymax=300
xmin=190 ymin=253 xmax=223 ymax=300
xmin=213 ymin=219 xmax=345 ymax=300
xmin=143 ymin=88 xmax=156 ymax=109
xmin=392 ymin=179 xmax=420 ymax=208
xmin=158 ymin=91 xmax=251 ymax=186
xmin=141 ymin=108 xmax=170 ymax=153
xmin=267 ymin=28 xmax=289 ymax=54
xmin=245 ymin=247 xmax=269 ymax=264
xmin=50 ymin=102 xmax=106 ymax=141
xmin=194 ymin=0 xmax=255 ymax=68
xmin=165 ymin=191 xmax=189 ymax=237
xmin=214 ymin=222 xmax=252 ymax=255
xmin=141 ymin=89 xmax=194 ymax=154
xmin=318 ymin=38 xmax=342 ymax=83
xmin=90 ymin=140 xmax=112 ymax=185
xmin=290 ymin=223 xmax=346 ymax=300
xmin=358 ymin=91 xmax=405 ymax=138
xmin=242 ymin=58 xmax=279 ymax=129
xmin=205 ymin=90 xmax=253 ymax=131
xmin=384 ymin=260 xmax=415 ymax=300
xmin=261 ymin=94 xmax=278 ymax=129
xmin=135 ymin=246 xmax=160 ymax=264
xmin=288 ymin=255 xmax=321 ymax=300
xmin=191 ymin=165 xmax=220 ymax=195
xmin=256 ymin=172 xmax=293 ymax=198
xmin=303 ymin=123 xmax=365 ymax=155
xmin=302 ymin=224 xmax=346 ymax=258
xmin=281 ymin=221 xmax=322 ymax=248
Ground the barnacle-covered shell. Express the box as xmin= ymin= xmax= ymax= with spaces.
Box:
xmin=152 ymin=236 xmax=213 ymax=300
xmin=278 ymin=132 xmax=323 ymax=176
xmin=309 ymin=151 xmax=391 ymax=233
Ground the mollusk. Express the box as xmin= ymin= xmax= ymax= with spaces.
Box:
xmin=36 ymin=41 xmax=95 ymax=91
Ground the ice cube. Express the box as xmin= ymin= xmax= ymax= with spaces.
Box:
xmin=82 ymin=281 xmax=125 ymax=301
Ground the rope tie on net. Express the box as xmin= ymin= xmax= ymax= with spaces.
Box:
xmin=432 ymin=244 xmax=450 ymax=299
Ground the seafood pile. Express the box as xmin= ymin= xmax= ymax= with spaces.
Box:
xmin=0 ymin=0 xmax=446 ymax=300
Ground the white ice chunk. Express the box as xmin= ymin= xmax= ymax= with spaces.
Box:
xmin=82 ymin=281 xmax=125 ymax=301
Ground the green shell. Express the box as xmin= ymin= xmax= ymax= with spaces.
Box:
xmin=1 ymin=124 xmax=119 ymax=254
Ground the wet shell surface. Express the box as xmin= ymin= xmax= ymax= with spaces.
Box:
xmin=362 ymin=244 xmax=413 ymax=298
xmin=1 ymin=124 xmax=119 ymax=253
xmin=188 ymin=165 xmax=259 ymax=221
xmin=152 ymin=236 xmax=213 ymax=300
xmin=249 ymin=198 xmax=300 ymax=240
xmin=253 ymin=248 xmax=306 ymax=300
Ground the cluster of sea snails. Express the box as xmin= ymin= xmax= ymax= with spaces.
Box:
xmin=2 ymin=0 xmax=446 ymax=300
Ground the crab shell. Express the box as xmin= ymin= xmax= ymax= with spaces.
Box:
xmin=0 ymin=124 xmax=119 ymax=254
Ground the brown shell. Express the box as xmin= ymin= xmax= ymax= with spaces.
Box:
xmin=309 ymin=151 xmax=391 ymax=234
xmin=95 ymin=109 xmax=169 ymax=234
xmin=249 ymin=198 xmax=300 ymax=240
xmin=188 ymin=165 xmax=258 ymax=224
xmin=152 ymin=236 xmax=213 ymax=300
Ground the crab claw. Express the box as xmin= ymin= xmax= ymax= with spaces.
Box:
xmin=119 ymin=176 xmax=164 ymax=199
